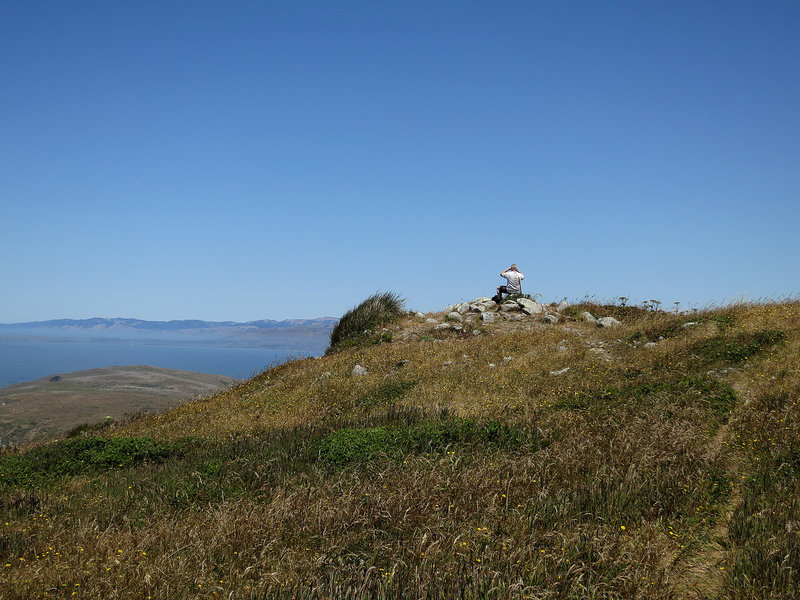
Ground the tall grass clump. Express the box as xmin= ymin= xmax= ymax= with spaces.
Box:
xmin=327 ymin=291 xmax=405 ymax=354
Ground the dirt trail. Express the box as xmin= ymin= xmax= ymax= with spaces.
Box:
xmin=666 ymin=378 xmax=757 ymax=598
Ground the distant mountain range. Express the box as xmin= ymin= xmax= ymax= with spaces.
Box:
xmin=0 ymin=317 xmax=339 ymax=350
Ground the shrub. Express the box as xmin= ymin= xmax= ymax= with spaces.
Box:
xmin=326 ymin=291 xmax=405 ymax=354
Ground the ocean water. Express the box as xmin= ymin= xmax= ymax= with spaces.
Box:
xmin=0 ymin=340 xmax=316 ymax=389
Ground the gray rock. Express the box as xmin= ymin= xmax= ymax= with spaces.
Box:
xmin=415 ymin=312 xmax=426 ymax=319
xmin=556 ymin=300 xmax=570 ymax=312
xmin=682 ymin=322 xmax=698 ymax=328
xmin=470 ymin=303 xmax=486 ymax=313
xmin=597 ymin=316 xmax=622 ymax=328
xmin=452 ymin=324 xmax=463 ymax=332
xmin=542 ymin=314 xmax=559 ymax=324
xmin=446 ymin=311 xmax=463 ymax=323
xmin=517 ymin=298 xmax=544 ymax=314
xmin=352 ymin=365 xmax=368 ymax=376
xmin=457 ymin=303 xmax=471 ymax=314
xmin=502 ymin=356 xmax=514 ymax=363
xmin=550 ymin=367 xmax=570 ymax=376
xmin=644 ymin=342 xmax=657 ymax=348
xmin=434 ymin=323 xmax=451 ymax=330
xmin=480 ymin=312 xmax=496 ymax=323
xmin=581 ymin=312 xmax=598 ymax=324
xmin=500 ymin=301 xmax=520 ymax=312
xmin=426 ymin=318 xmax=439 ymax=324
xmin=474 ymin=297 xmax=492 ymax=303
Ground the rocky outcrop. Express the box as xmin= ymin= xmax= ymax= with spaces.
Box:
xmin=597 ymin=316 xmax=622 ymax=328
xmin=517 ymin=298 xmax=545 ymax=315
xmin=434 ymin=297 xmax=623 ymax=331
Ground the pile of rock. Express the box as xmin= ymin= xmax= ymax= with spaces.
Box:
xmin=446 ymin=296 xmax=548 ymax=316
xmin=433 ymin=298 xmax=623 ymax=329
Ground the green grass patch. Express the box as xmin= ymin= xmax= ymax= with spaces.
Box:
xmin=355 ymin=380 xmax=417 ymax=409
xmin=0 ymin=436 xmax=182 ymax=488
xmin=555 ymin=376 xmax=737 ymax=419
xmin=691 ymin=329 xmax=786 ymax=366
xmin=316 ymin=418 xmax=538 ymax=467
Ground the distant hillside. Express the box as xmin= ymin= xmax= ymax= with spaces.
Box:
xmin=0 ymin=316 xmax=338 ymax=350
xmin=1 ymin=299 xmax=798 ymax=598
xmin=0 ymin=365 xmax=235 ymax=446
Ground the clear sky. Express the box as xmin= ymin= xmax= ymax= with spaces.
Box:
xmin=2 ymin=1 xmax=798 ymax=322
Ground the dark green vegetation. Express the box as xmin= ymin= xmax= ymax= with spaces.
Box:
xmin=0 ymin=300 xmax=798 ymax=599
xmin=316 ymin=414 xmax=536 ymax=467
xmin=327 ymin=291 xmax=405 ymax=354
xmin=0 ymin=436 xmax=181 ymax=488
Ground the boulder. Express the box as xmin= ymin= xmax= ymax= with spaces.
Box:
xmin=597 ymin=316 xmax=622 ymax=328
xmin=556 ymin=301 xmax=570 ymax=312
xmin=352 ymin=365 xmax=368 ymax=376
xmin=426 ymin=318 xmax=439 ymax=324
xmin=517 ymin=298 xmax=544 ymax=315
xmin=542 ymin=314 xmax=559 ymax=324
xmin=500 ymin=301 xmax=520 ymax=312
xmin=581 ymin=312 xmax=598 ymax=324
xmin=415 ymin=312 xmax=426 ymax=319
xmin=445 ymin=312 xmax=463 ymax=323
xmin=457 ymin=303 xmax=471 ymax=314
xmin=434 ymin=323 xmax=452 ymax=330
xmin=481 ymin=312 xmax=496 ymax=323
xmin=550 ymin=367 xmax=570 ymax=376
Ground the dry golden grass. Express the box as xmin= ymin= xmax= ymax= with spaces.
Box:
xmin=1 ymin=300 xmax=798 ymax=598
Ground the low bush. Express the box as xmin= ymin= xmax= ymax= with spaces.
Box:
xmin=327 ymin=291 xmax=405 ymax=354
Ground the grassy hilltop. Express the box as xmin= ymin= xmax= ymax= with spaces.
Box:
xmin=1 ymin=296 xmax=798 ymax=599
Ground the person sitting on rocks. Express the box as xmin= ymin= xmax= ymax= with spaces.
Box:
xmin=495 ymin=264 xmax=524 ymax=302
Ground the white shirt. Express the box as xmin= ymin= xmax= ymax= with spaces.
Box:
xmin=503 ymin=270 xmax=524 ymax=294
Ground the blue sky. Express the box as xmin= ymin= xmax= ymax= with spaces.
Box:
xmin=2 ymin=1 xmax=798 ymax=322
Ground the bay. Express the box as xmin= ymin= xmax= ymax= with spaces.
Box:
xmin=0 ymin=339 xmax=316 ymax=389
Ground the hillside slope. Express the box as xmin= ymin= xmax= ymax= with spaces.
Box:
xmin=1 ymin=299 xmax=798 ymax=599
xmin=0 ymin=366 xmax=236 ymax=446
